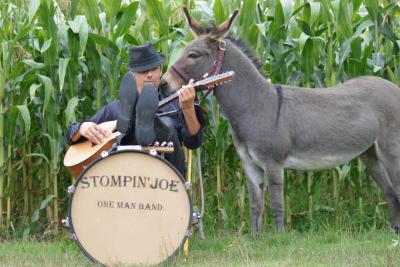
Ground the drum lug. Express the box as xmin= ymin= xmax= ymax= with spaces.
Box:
xmin=62 ymin=217 xmax=70 ymax=229
xmin=149 ymin=149 xmax=157 ymax=156
xmin=67 ymin=185 xmax=75 ymax=195
xmin=70 ymin=233 xmax=77 ymax=241
xmin=184 ymin=181 xmax=190 ymax=190
xmin=101 ymin=150 xmax=109 ymax=158
xmin=192 ymin=212 xmax=202 ymax=225
xmin=185 ymin=229 xmax=192 ymax=237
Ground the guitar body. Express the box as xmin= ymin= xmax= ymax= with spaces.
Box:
xmin=64 ymin=121 xmax=118 ymax=178
xmin=64 ymin=121 xmax=174 ymax=178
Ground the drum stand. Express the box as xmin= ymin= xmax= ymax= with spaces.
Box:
xmin=190 ymin=148 xmax=205 ymax=240
xmin=183 ymin=148 xmax=206 ymax=258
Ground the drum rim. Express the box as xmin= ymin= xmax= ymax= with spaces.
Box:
xmin=67 ymin=149 xmax=193 ymax=266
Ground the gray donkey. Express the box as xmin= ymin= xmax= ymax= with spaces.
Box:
xmin=160 ymin=9 xmax=400 ymax=235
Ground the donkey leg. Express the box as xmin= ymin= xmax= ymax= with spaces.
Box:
xmin=361 ymin=145 xmax=400 ymax=232
xmin=376 ymin=142 xmax=400 ymax=232
xmin=242 ymin=158 xmax=265 ymax=236
xmin=265 ymin=164 xmax=285 ymax=233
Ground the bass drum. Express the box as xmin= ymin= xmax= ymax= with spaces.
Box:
xmin=67 ymin=150 xmax=192 ymax=266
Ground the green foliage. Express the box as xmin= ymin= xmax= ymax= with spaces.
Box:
xmin=0 ymin=0 xmax=399 ymax=239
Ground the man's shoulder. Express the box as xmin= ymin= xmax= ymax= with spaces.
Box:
xmin=91 ymin=100 xmax=122 ymax=122
xmin=103 ymin=100 xmax=122 ymax=109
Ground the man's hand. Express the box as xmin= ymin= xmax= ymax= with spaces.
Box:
xmin=78 ymin=122 xmax=110 ymax=145
xmin=178 ymin=79 xmax=200 ymax=136
xmin=178 ymin=79 xmax=196 ymax=111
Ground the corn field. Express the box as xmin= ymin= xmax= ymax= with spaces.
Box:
xmin=0 ymin=0 xmax=399 ymax=239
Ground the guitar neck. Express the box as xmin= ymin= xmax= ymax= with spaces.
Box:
xmin=158 ymin=81 xmax=203 ymax=108
xmin=158 ymin=71 xmax=234 ymax=108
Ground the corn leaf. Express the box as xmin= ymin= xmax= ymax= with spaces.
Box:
xmin=16 ymin=105 xmax=31 ymax=137
xmin=37 ymin=74 xmax=53 ymax=114
xmin=101 ymin=0 xmax=121 ymax=24
xmin=28 ymin=0 xmax=40 ymax=22
xmin=65 ymin=97 xmax=80 ymax=126
xmin=58 ymin=58 xmax=70 ymax=92
xmin=81 ymin=0 xmax=102 ymax=30
xmin=113 ymin=2 xmax=139 ymax=40
xmin=213 ymin=0 xmax=226 ymax=24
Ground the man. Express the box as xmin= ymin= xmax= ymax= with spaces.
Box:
xmin=65 ymin=43 xmax=205 ymax=176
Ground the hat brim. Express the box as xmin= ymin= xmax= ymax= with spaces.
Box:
xmin=126 ymin=54 xmax=165 ymax=72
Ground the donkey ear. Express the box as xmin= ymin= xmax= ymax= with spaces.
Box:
xmin=210 ymin=10 xmax=239 ymax=40
xmin=183 ymin=7 xmax=206 ymax=37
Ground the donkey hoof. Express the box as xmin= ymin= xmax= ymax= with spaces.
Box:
xmin=276 ymin=224 xmax=285 ymax=233
xmin=392 ymin=225 xmax=400 ymax=234
xmin=251 ymin=230 xmax=262 ymax=239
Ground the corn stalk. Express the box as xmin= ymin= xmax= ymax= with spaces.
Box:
xmin=0 ymin=58 xmax=4 ymax=229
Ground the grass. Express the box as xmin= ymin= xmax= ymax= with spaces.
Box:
xmin=0 ymin=236 xmax=91 ymax=267
xmin=0 ymin=229 xmax=399 ymax=267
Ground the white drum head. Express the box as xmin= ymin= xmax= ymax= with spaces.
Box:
xmin=69 ymin=151 xmax=192 ymax=266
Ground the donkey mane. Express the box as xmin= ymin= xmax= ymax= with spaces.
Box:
xmin=201 ymin=23 xmax=267 ymax=78
xmin=226 ymin=36 xmax=267 ymax=79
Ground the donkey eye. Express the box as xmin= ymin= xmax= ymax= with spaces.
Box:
xmin=188 ymin=52 xmax=200 ymax=59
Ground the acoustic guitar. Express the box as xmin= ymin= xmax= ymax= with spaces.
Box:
xmin=63 ymin=71 xmax=235 ymax=178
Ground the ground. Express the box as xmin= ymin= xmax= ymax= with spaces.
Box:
xmin=0 ymin=229 xmax=399 ymax=266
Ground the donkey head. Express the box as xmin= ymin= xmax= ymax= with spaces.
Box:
xmin=160 ymin=7 xmax=239 ymax=95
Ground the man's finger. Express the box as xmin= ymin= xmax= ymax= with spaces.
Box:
xmin=182 ymin=87 xmax=193 ymax=99
xmin=94 ymin=125 xmax=107 ymax=140
xmin=86 ymin=132 xmax=98 ymax=145
xmin=178 ymin=89 xmax=184 ymax=98
xmin=95 ymin=124 xmax=108 ymax=136
xmin=183 ymin=83 xmax=195 ymax=95
xmin=89 ymin=128 xmax=102 ymax=144
xmin=91 ymin=132 xmax=102 ymax=145
xmin=187 ymin=86 xmax=195 ymax=96
xmin=179 ymin=90 xmax=189 ymax=101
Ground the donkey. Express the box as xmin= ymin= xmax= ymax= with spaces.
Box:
xmin=160 ymin=8 xmax=400 ymax=235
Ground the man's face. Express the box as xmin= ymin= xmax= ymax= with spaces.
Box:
xmin=133 ymin=66 xmax=162 ymax=93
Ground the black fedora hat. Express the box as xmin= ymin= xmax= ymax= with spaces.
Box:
xmin=126 ymin=43 xmax=165 ymax=72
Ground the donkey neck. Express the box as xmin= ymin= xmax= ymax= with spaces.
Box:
xmin=214 ymin=40 xmax=278 ymax=126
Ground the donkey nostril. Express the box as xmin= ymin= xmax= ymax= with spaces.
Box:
xmin=159 ymin=79 xmax=168 ymax=89
xmin=159 ymin=79 xmax=170 ymax=93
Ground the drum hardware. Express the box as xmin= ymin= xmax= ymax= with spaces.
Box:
xmin=101 ymin=150 xmax=109 ymax=158
xmin=149 ymin=149 xmax=157 ymax=156
xmin=112 ymin=143 xmax=170 ymax=155
xmin=71 ymin=233 xmax=77 ymax=241
xmin=192 ymin=211 xmax=203 ymax=225
xmin=62 ymin=217 xmax=70 ymax=229
xmin=184 ymin=181 xmax=191 ymax=190
xmin=115 ymin=144 xmax=174 ymax=158
xmin=185 ymin=229 xmax=193 ymax=237
xmin=195 ymin=148 xmax=206 ymax=240
xmin=68 ymin=185 xmax=75 ymax=195
xmin=116 ymin=145 xmax=144 ymax=152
